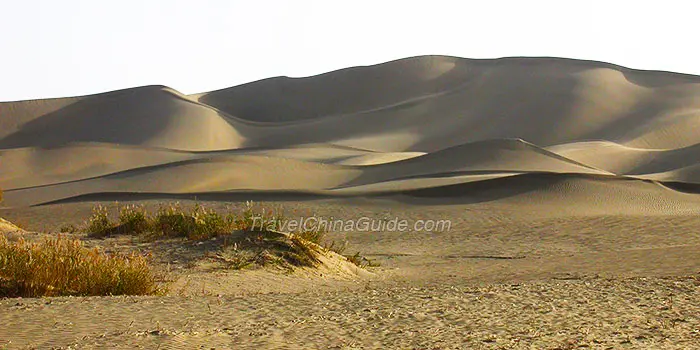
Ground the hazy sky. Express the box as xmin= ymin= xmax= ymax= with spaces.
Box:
xmin=2 ymin=0 xmax=698 ymax=101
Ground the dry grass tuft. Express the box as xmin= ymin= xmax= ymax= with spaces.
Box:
xmin=324 ymin=240 xmax=377 ymax=268
xmin=0 ymin=235 xmax=162 ymax=297
xmin=344 ymin=252 xmax=380 ymax=268
xmin=85 ymin=205 xmax=113 ymax=237
xmin=118 ymin=204 xmax=150 ymax=235
xmin=217 ymin=230 xmax=321 ymax=269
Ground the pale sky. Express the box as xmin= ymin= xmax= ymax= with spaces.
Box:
xmin=1 ymin=0 xmax=698 ymax=101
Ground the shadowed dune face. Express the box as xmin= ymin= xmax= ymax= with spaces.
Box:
xmin=0 ymin=86 xmax=246 ymax=151
xmin=193 ymin=56 xmax=472 ymax=122
xmin=2 ymin=55 xmax=700 ymax=207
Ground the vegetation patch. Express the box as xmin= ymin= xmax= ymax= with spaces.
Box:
xmin=0 ymin=235 xmax=162 ymax=297
xmin=214 ymin=230 xmax=322 ymax=270
xmin=80 ymin=201 xmax=374 ymax=269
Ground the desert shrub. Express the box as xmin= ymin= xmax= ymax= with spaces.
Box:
xmin=152 ymin=202 xmax=193 ymax=238
xmin=84 ymin=202 xmax=299 ymax=240
xmin=118 ymin=204 xmax=151 ymax=234
xmin=0 ymin=235 xmax=161 ymax=297
xmin=212 ymin=245 xmax=256 ymax=270
xmin=232 ymin=201 xmax=284 ymax=232
xmin=295 ymin=228 xmax=325 ymax=245
xmin=151 ymin=203 xmax=231 ymax=240
xmin=231 ymin=201 xmax=258 ymax=231
xmin=284 ymin=234 xmax=321 ymax=267
xmin=188 ymin=204 xmax=230 ymax=239
xmin=59 ymin=223 xmax=79 ymax=234
xmin=86 ymin=205 xmax=113 ymax=237
xmin=322 ymin=239 xmax=376 ymax=267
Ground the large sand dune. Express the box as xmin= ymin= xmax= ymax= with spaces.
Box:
xmin=2 ymin=55 xmax=700 ymax=206
xmin=2 ymin=56 xmax=700 ymax=349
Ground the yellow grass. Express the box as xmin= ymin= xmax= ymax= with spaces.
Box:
xmin=0 ymin=235 xmax=161 ymax=297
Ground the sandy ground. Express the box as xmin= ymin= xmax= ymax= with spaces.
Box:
xmin=1 ymin=56 xmax=700 ymax=348
xmin=1 ymin=276 xmax=698 ymax=349
xmin=1 ymin=198 xmax=699 ymax=349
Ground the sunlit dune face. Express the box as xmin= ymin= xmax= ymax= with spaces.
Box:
xmin=418 ymin=59 xmax=457 ymax=80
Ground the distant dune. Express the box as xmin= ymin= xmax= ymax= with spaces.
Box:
xmin=3 ymin=55 xmax=700 ymax=207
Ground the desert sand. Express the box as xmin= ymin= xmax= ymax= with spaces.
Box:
xmin=0 ymin=56 xmax=699 ymax=349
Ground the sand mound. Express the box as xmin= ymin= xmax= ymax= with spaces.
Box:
xmin=2 ymin=56 xmax=700 ymax=207
xmin=0 ymin=217 xmax=25 ymax=242
xmin=0 ymin=218 xmax=21 ymax=233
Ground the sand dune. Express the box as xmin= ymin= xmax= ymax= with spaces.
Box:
xmin=547 ymin=141 xmax=700 ymax=181
xmin=400 ymin=173 xmax=700 ymax=216
xmin=3 ymin=56 xmax=700 ymax=348
xmin=194 ymin=56 xmax=700 ymax=151
xmin=2 ymin=56 xmax=700 ymax=206
xmin=0 ymin=86 xmax=246 ymax=151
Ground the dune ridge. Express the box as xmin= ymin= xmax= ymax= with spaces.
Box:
xmin=2 ymin=55 xmax=700 ymax=207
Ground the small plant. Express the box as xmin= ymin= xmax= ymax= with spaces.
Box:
xmin=295 ymin=228 xmax=325 ymax=245
xmin=324 ymin=240 xmax=376 ymax=267
xmin=284 ymin=234 xmax=321 ymax=267
xmin=188 ymin=204 xmax=229 ymax=240
xmin=153 ymin=202 xmax=192 ymax=238
xmin=232 ymin=201 xmax=259 ymax=231
xmin=344 ymin=252 xmax=379 ymax=268
xmin=86 ymin=205 xmax=113 ymax=237
xmin=0 ymin=235 xmax=162 ymax=297
xmin=151 ymin=203 xmax=231 ymax=240
xmin=232 ymin=201 xmax=283 ymax=232
xmin=325 ymin=240 xmax=348 ymax=255
xmin=59 ymin=223 xmax=79 ymax=234
xmin=118 ymin=204 xmax=151 ymax=234
xmin=212 ymin=243 xmax=256 ymax=270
